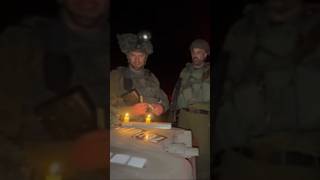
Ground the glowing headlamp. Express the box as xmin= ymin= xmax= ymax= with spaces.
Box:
xmin=137 ymin=31 xmax=152 ymax=41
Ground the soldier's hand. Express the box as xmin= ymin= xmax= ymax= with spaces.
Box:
xmin=131 ymin=103 xmax=149 ymax=116
xmin=151 ymin=103 xmax=164 ymax=116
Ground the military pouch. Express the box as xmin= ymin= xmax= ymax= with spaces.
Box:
xmin=121 ymin=89 xmax=141 ymax=106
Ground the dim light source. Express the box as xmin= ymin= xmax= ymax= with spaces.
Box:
xmin=145 ymin=133 xmax=150 ymax=141
xmin=123 ymin=113 xmax=130 ymax=123
xmin=145 ymin=114 xmax=151 ymax=124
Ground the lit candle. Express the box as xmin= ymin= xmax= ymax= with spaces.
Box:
xmin=145 ymin=133 xmax=150 ymax=141
xmin=145 ymin=114 xmax=152 ymax=124
xmin=123 ymin=113 xmax=130 ymax=123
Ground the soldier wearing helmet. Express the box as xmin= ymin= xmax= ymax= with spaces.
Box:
xmin=170 ymin=38 xmax=210 ymax=179
xmin=110 ymin=31 xmax=169 ymax=125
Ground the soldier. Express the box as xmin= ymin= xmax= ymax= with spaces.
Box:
xmin=0 ymin=0 xmax=110 ymax=178
xmin=0 ymin=0 xmax=109 ymax=139
xmin=110 ymin=31 xmax=169 ymax=125
xmin=216 ymin=0 xmax=320 ymax=179
xmin=171 ymin=39 xmax=210 ymax=180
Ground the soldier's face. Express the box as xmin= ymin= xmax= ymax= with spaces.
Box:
xmin=191 ymin=48 xmax=207 ymax=68
xmin=127 ymin=51 xmax=147 ymax=71
xmin=62 ymin=0 xmax=109 ymax=27
xmin=264 ymin=0 xmax=302 ymax=23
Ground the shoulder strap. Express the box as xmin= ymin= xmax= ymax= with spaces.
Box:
xmin=202 ymin=63 xmax=211 ymax=81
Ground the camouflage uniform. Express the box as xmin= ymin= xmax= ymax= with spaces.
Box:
xmin=110 ymin=32 xmax=169 ymax=125
xmin=216 ymin=3 xmax=320 ymax=179
xmin=110 ymin=67 xmax=169 ymax=123
xmin=174 ymin=60 xmax=210 ymax=179
xmin=0 ymin=16 xmax=109 ymax=177
xmin=0 ymin=17 xmax=109 ymax=139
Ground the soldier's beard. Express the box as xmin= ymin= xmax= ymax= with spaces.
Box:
xmin=129 ymin=64 xmax=144 ymax=72
xmin=192 ymin=58 xmax=205 ymax=68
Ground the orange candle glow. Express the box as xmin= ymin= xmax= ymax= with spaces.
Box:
xmin=123 ymin=113 xmax=130 ymax=123
xmin=145 ymin=133 xmax=150 ymax=141
xmin=145 ymin=114 xmax=151 ymax=124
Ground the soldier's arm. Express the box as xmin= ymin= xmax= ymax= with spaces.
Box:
xmin=175 ymin=67 xmax=190 ymax=108
xmin=151 ymin=73 xmax=169 ymax=112
xmin=158 ymin=89 xmax=169 ymax=112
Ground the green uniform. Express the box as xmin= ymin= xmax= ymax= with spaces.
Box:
xmin=0 ymin=17 xmax=109 ymax=140
xmin=0 ymin=17 xmax=109 ymax=177
xmin=175 ymin=62 xmax=210 ymax=180
xmin=216 ymin=3 xmax=320 ymax=179
xmin=110 ymin=66 xmax=169 ymax=124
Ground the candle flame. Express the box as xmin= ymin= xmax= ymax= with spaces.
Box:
xmin=145 ymin=133 xmax=149 ymax=140
xmin=123 ymin=113 xmax=130 ymax=123
xmin=145 ymin=114 xmax=152 ymax=124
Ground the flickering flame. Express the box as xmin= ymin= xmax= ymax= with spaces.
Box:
xmin=145 ymin=133 xmax=150 ymax=141
xmin=123 ymin=113 xmax=130 ymax=123
xmin=145 ymin=114 xmax=151 ymax=124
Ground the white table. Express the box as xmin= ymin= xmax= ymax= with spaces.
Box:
xmin=110 ymin=125 xmax=196 ymax=180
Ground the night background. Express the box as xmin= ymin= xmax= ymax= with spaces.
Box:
xmin=0 ymin=0 xmax=253 ymax=99
xmin=1 ymin=0 xmax=318 ymax=98
xmin=1 ymin=0 xmax=320 ymax=179
xmin=110 ymin=0 xmax=247 ymax=98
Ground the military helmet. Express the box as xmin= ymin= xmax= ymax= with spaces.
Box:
xmin=117 ymin=31 xmax=153 ymax=55
xmin=189 ymin=39 xmax=210 ymax=55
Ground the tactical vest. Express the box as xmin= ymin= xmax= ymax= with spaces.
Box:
xmin=117 ymin=66 xmax=162 ymax=104
xmin=177 ymin=63 xmax=210 ymax=110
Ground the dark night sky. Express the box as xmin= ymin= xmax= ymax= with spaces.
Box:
xmin=111 ymin=0 xmax=212 ymax=97
xmin=0 ymin=0 xmax=251 ymax=97
xmin=110 ymin=0 xmax=248 ymax=97
xmin=4 ymin=0 xmax=319 ymax=97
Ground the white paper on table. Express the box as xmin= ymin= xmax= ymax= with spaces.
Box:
xmin=127 ymin=156 xmax=147 ymax=168
xmin=110 ymin=154 xmax=130 ymax=165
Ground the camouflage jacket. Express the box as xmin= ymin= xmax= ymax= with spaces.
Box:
xmin=110 ymin=66 xmax=169 ymax=123
xmin=176 ymin=62 xmax=210 ymax=111
xmin=0 ymin=17 xmax=110 ymax=137
xmin=223 ymin=3 xmax=320 ymax=89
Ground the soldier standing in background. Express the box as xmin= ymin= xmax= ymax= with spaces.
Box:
xmin=171 ymin=39 xmax=210 ymax=180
